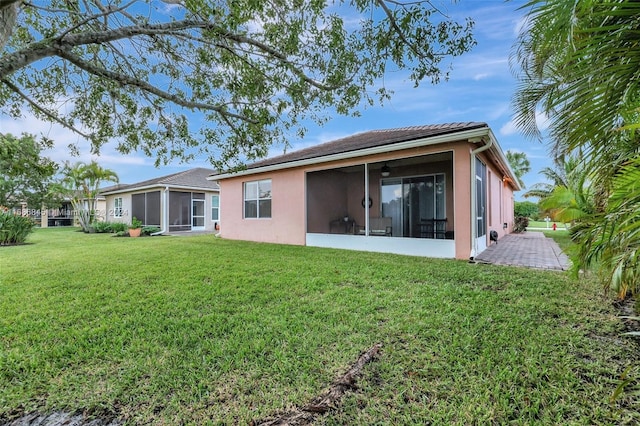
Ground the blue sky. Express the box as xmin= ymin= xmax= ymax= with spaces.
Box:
xmin=1 ymin=0 xmax=551 ymax=198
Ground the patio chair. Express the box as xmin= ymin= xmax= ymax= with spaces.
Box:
xmin=356 ymin=217 xmax=392 ymax=236
xmin=419 ymin=218 xmax=448 ymax=239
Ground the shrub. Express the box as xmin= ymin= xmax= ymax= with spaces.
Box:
xmin=130 ymin=217 xmax=143 ymax=229
xmin=91 ymin=221 xmax=113 ymax=233
xmin=0 ymin=211 xmax=35 ymax=245
xmin=514 ymin=201 xmax=540 ymax=220
xmin=514 ymin=216 xmax=529 ymax=233
xmin=90 ymin=221 xmax=128 ymax=233
xmin=110 ymin=222 xmax=128 ymax=233
xmin=142 ymin=226 xmax=162 ymax=236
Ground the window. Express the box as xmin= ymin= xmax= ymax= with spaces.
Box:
xmin=244 ymin=179 xmax=271 ymax=218
xmin=114 ymin=197 xmax=123 ymax=218
xmin=211 ymin=195 xmax=220 ymax=221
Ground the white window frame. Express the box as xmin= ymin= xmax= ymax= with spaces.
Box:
xmin=211 ymin=194 xmax=220 ymax=221
xmin=114 ymin=197 xmax=123 ymax=218
xmin=244 ymin=179 xmax=272 ymax=219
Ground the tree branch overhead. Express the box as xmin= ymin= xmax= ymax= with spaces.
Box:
xmin=0 ymin=0 xmax=475 ymax=169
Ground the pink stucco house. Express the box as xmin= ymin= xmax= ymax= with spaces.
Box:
xmin=208 ymin=123 xmax=519 ymax=260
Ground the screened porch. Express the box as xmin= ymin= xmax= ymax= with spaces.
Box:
xmin=305 ymin=152 xmax=457 ymax=258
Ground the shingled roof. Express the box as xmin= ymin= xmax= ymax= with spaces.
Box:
xmin=245 ymin=122 xmax=488 ymax=170
xmin=100 ymin=167 xmax=219 ymax=195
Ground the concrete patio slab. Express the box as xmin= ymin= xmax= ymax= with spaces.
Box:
xmin=474 ymin=232 xmax=570 ymax=271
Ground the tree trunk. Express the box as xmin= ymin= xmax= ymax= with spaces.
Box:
xmin=0 ymin=1 xmax=20 ymax=51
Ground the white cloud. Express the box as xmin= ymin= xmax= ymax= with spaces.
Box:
xmin=159 ymin=1 xmax=185 ymax=14
xmin=0 ymin=113 xmax=152 ymax=177
xmin=93 ymin=153 xmax=147 ymax=166
xmin=487 ymin=102 xmax=510 ymax=121
xmin=535 ymin=110 xmax=550 ymax=131
xmin=473 ymin=73 xmax=490 ymax=81
xmin=500 ymin=109 xmax=550 ymax=137
xmin=452 ymin=55 xmax=509 ymax=82
xmin=1 ymin=114 xmax=88 ymax=161
xmin=500 ymin=120 xmax=519 ymax=136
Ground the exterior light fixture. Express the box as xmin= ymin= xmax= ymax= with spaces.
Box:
xmin=381 ymin=163 xmax=391 ymax=177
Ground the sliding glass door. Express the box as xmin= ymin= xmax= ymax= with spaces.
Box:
xmin=381 ymin=174 xmax=446 ymax=238
xmin=381 ymin=179 xmax=402 ymax=237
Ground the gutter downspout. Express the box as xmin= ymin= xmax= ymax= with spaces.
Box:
xmin=469 ymin=136 xmax=493 ymax=260
xmin=152 ymin=186 xmax=170 ymax=236
xmin=364 ymin=163 xmax=369 ymax=236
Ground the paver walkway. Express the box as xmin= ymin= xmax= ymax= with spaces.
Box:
xmin=475 ymin=231 xmax=570 ymax=271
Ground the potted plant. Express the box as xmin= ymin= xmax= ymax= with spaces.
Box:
xmin=128 ymin=216 xmax=143 ymax=237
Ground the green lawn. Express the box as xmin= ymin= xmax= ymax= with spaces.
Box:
xmin=542 ymin=229 xmax=574 ymax=254
xmin=527 ymin=220 xmax=570 ymax=230
xmin=1 ymin=228 xmax=638 ymax=424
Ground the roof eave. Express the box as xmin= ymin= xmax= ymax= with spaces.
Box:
xmin=100 ymin=183 xmax=219 ymax=196
xmin=208 ymin=126 xmax=493 ymax=181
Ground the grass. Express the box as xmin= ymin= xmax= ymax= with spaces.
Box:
xmin=527 ymin=220 xmax=570 ymax=229
xmin=542 ymin=229 xmax=574 ymax=254
xmin=1 ymin=228 xmax=639 ymax=425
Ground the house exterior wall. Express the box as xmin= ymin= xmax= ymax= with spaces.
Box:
xmin=104 ymin=189 xmax=219 ymax=232
xmin=220 ymin=142 xmax=477 ymax=257
xmin=217 ymin=138 xmax=517 ymax=259
xmin=452 ymin=143 xmax=473 ymax=259
xmin=94 ymin=199 xmax=107 ymax=222
xmin=104 ymin=193 xmax=133 ymax=225
xmin=502 ymin=178 xmax=515 ymax=234
xmin=478 ymin=150 xmax=516 ymax=242
xmin=220 ymin=168 xmax=306 ymax=244
xmin=488 ymin=168 xmax=502 ymax=236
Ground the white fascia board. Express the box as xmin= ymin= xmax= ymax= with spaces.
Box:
xmin=99 ymin=184 xmax=163 ymax=196
xmin=162 ymin=185 xmax=220 ymax=193
xmin=100 ymin=184 xmax=219 ymax=196
xmin=209 ymin=126 xmax=492 ymax=181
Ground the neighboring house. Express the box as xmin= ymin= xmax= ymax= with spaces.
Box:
xmin=39 ymin=186 xmax=124 ymax=227
xmin=208 ymin=123 xmax=519 ymax=260
xmin=17 ymin=196 xmax=106 ymax=228
xmin=39 ymin=199 xmax=75 ymax=227
xmin=100 ymin=168 xmax=220 ymax=233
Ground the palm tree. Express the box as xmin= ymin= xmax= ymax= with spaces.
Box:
xmin=524 ymin=155 xmax=594 ymax=224
xmin=572 ymin=154 xmax=640 ymax=298
xmin=505 ymin=150 xmax=530 ymax=189
xmin=512 ymin=0 xmax=640 ymax=156
xmin=523 ymin=156 xmax=575 ymax=200
xmin=512 ymin=0 xmax=640 ymax=298
xmin=58 ymin=161 xmax=118 ymax=231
